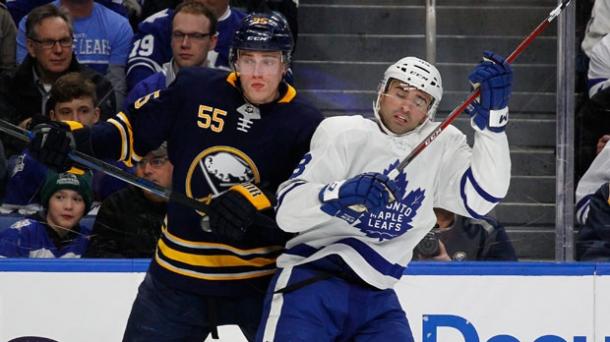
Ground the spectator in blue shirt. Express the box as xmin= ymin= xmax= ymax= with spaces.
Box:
xmin=15 ymin=0 xmax=133 ymax=107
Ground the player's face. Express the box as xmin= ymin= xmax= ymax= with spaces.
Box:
xmin=378 ymin=80 xmax=433 ymax=134
xmin=171 ymin=12 xmax=217 ymax=68
xmin=235 ymin=50 xmax=286 ymax=105
xmin=46 ymin=189 xmax=86 ymax=232
xmin=136 ymin=151 xmax=174 ymax=202
xmin=26 ymin=17 xmax=73 ymax=78
xmin=50 ymin=97 xmax=100 ymax=126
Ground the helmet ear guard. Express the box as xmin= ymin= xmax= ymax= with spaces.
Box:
xmin=229 ymin=12 xmax=294 ymax=70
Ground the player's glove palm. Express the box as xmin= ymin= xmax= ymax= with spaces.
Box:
xmin=29 ymin=122 xmax=76 ymax=173
xmin=207 ymin=183 xmax=274 ymax=241
xmin=465 ymin=50 xmax=513 ymax=132
xmin=319 ymin=172 xmax=401 ymax=224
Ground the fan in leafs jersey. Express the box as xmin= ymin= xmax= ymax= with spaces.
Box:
xmin=257 ymin=53 xmax=512 ymax=341
xmin=126 ymin=4 xmax=245 ymax=90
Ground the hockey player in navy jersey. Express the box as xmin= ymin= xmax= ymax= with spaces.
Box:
xmin=256 ymin=53 xmax=512 ymax=341
xmin=126 ymin=0 xmax=245 ymax=90
xmin=28 ymin=12 xmax=324 ymax=341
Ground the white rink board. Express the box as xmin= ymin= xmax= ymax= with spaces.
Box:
xmin=0 ymin=260 xmax=609 ymax=342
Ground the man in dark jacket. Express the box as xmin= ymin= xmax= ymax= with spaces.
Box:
xmin=0 ymin=4 xmax=115 ymax=150
xmin=85 ymin=142 xmax=172 ymax=258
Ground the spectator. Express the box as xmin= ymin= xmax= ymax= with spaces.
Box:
xmin=574 ymin=87 xmax=610 ymax=182
xmin=0 ymin=171 xmax=93 ymax=258
xmin=586 ymin=33 xmax=610 ymax=98
xmin=581 ymin=0 xmax=610 ymax=58
xmin=125 ymin=0 xmax=217 ymax=106
xmin=85 ymin=142 xmax=172 ymax=258
xmin=576 ymin=179 xmax=610 ymax=261
xmin=0 ymin=4 xmax=116 ymax=154
xmin=1 ymin=72 xmax=127 ymax=215
xmin=0 ymin=1 xmax=16 ymax=72
xmin=126 ymin=0 xmax=245 ymax=91
xmin=575 ymin=136 xmax=610 ymax=260
xmin=15 ymin=0 xmax=133 ymax=106
xmin=576 ymin=137 xmax=610 ymax=226
xmin=413 ymin=208 xmax=517 ymax=261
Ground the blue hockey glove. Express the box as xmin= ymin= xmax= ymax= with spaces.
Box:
xmin=319 ymin=172 xmax=401 ymax=224
xmin=465 ymin=51 xmax=513 ymax=133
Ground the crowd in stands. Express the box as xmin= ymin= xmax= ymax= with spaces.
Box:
xmin=0 ymin=0 xmax=518 ymax=264
xmin=0 ymin=0 xmax=267 ymax=258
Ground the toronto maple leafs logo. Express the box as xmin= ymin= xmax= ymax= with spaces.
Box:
xmin=354 ymin=160 xmax=425 ymax=241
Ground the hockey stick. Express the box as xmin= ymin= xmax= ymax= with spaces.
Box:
xmin=0 ymin=119 xmax=278 ymax=231
xmin=387 ymin=0 xmax=572 ymax=179
xmin=0 ymin=119 xmax=201 ymax=208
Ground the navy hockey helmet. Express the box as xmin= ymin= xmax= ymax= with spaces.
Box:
xmin=230 ymin=12 xmax=294 ymax=64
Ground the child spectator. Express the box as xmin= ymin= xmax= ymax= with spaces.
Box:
xmin=0 ymin=171 xmax=93 ymax=257
xmin=0 ymin=72 xmax=128 ymax=214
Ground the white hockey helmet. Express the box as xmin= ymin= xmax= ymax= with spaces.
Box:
xmin=374 ymin=57 xmax=443 ymax=129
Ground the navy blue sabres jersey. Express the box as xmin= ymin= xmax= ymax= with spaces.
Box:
xmin=90 ymin=68 xmax=324 ymax=295
xmin=126 ymin=8 xmax=246 ymax=90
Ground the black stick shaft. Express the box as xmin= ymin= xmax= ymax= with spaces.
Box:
xmin=0 ymin=119 xmax=209 ymax=213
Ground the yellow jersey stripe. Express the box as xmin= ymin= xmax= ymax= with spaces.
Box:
xmin=158 ymin=239 xmax=277 ymax=267
xmin=162 ymin=227 xmax=283 ymax=256
xmin=116 ymin=112 xmax=135 ymax=166
xmin=155 ymin=251 xmax=277 ymax=281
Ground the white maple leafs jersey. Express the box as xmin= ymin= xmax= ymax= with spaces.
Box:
xmin=275 ymin=115 xmax=511 ymax=289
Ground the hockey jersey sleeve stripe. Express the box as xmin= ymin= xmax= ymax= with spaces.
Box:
xmin=107 ymin=117 xmax=130 ymax=161
xmin=463 ymin=168 xmax=504 ymax=203
xmin=460 ymin=171 xmax=485 ymax=219
xmin=286 ymin=238 xmax=404 ymax=280
xmin=157 ymin=239 xmax=277 ymax=267
xmin=276 ymin=180 xmax=307 ymax=208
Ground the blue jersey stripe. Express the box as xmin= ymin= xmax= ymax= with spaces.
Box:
xmin=286 ymin=238 xmax=404 ymax=280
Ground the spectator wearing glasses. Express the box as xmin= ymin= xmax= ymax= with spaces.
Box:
xmin=0 ymin=4 xmax=115 ymax=156
xmin=85 ymin=142 xmax=173 ymax=258
xmin=125 ymin=0 xmax=217 ymax=107
xmin=125 ymin=0 xmax=244 ymax=91
xmin=15 ymin=0 xmax=134 ymax=107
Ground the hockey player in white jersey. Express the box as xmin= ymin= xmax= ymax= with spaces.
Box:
xmin=255 ymin=51 xmax=512 ymax=341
